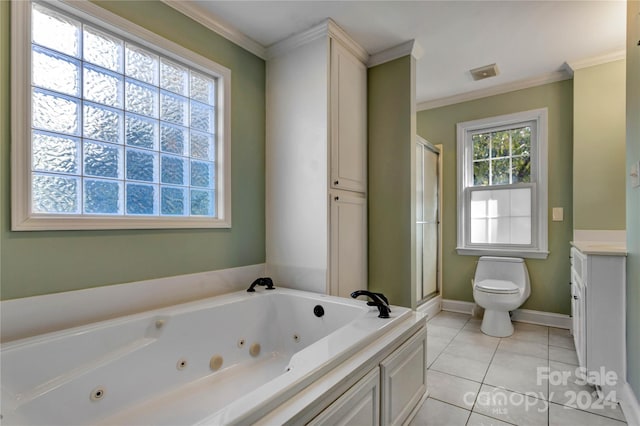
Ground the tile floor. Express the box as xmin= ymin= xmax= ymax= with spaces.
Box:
xmin=411 ymin=311 xmax=628 ymax=426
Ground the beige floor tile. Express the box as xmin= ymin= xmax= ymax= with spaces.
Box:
xmin=410 ymin=397 xmax=470 ymax=426
xmin=549 ymin=402 xmax=627 ymax=425
xmin=496 ymin=337 xmax=548 ymax=360
xmin=466 ymin=412 xmax=514 ymax=426
xmin=548 ymin=345 xmax=578 ymax=365
xmin=510 ymin=322 xmax=549 ymax=345
xmin=427 ymin=335 xmax=451 ymax=367
xmin=472 ymin=384 xmax=548 ymax=426
xmin=444 ymin=338 xmax=498 ymax=364
xmin=430 ymin=351 xmax=492 ymax=383
xmin=484 ymin=351 xmax=548 ymax=399
xmin=454 ymin=329 xmax=501 ymax=348
xmin=427 ymin=370 xmax=481 ymax=410
xmin=548 ymin=361 xmax=626 ymax=422
xmin=428 ymin=323 xmax=461 ymax=341
xmin=428 ymin=311 xmax=471 ymax=330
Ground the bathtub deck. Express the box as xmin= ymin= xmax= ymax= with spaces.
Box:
xmin=97 ymin=352 xmax=291 ymax=425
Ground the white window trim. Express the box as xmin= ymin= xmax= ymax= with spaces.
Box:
xmin=456 ymin=108 xmax=549 ymax=259
xmin=11 ymin=0 xmax=232 ymax=231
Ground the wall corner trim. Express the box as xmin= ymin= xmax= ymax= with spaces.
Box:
xmin=368 ymin=39 xmax=422 ymax=68
xmin=620 ymin=382 xmax=640 ymax=426
xmin=161 ymin=0 xmax=267 ymax=59
xmin=565 ymin=49 xmax=627 ymax=74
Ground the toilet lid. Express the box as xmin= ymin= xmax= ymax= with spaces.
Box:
xmin=475 ymin=279 xmax=520 ymax=294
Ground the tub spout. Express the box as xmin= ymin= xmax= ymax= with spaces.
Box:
xmin=350 ymin=290 xmax=391 ymax=318
xmin=247 ymin=277 xmax=275 ymax=292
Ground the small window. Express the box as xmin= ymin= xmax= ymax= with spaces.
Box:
xmin=456 ymin=109 xmax=548 ymax=258
xmin=12 ymin=1 xmax=231 ymax=230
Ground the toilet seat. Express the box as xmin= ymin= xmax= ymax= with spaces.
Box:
xmin=475 ymin=279 xmax=520 ymax=294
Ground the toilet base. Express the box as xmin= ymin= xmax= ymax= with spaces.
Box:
xmin=481 ymin=309 xmax=514 ymax=337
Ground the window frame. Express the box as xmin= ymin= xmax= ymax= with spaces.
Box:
xmin=456 ymin=108 xmax=549 ymax=259
xmin=11 ymin=0 xmax=232 ymax=231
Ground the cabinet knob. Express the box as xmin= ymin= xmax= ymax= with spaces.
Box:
xmin=334 ymin=180 xmax=339 ymax=185
xmin=573 ymin=295 xmax=579 ymax=300
xmin=334 ymin=196 xmax=339 ymax=201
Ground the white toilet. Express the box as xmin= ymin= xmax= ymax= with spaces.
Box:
xmin=473 ymin=256 xmax=530 ymax=337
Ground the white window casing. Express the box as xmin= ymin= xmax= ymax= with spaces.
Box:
xmin=11 ymin=0 xmax=232 ymax=230
xmin=456 ymin=108 xmax=549 ymax=259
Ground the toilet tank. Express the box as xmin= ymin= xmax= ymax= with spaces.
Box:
xmin=474 ymin=256 xmax=529 ymax=285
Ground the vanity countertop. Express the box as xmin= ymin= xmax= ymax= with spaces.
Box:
xmin=571 ymin=241 xmax=627 ymax=256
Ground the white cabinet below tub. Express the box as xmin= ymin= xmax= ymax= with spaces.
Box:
xmin=570 ymin=244 xmax=626 ymax=395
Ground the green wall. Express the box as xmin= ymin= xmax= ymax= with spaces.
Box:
xmin=368 ymin=56 xmax=417 ymax=308
xmin=626 ymin=0 xmax=640 ymax=402
xmin=0 ymin=1 xmax=266 ymax=300
xmin=573 ymin=60 xmax=626 ymax=230
xmin=417 ymin=81 xmax=573 ymax=314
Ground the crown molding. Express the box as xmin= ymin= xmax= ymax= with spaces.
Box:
xmin=368 ymin=39 xmax=423 ymax=68
xmin=266 ymin=18 xmax=368 ymax=63
xmin=161 ymin=0 xmax=267 ymax=59
xmin=417 ymin=70 xmax=572 ymax=111
xmin=564 ymin=49 xmax=626 ymax=76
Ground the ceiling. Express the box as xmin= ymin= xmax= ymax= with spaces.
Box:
xmin=180 ymin=1 xmax=627 ymax=108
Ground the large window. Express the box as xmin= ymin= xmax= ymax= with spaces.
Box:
xmin=12 ymin=1 xmax=231 ymax=230
xmin=456 ymin=109 xmax=548 ymax=258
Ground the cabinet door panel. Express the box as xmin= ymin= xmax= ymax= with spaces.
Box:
xmin=330 ymin=193 xmax=367 ymax=297
xmin=330 ymin=39 xmax=367 ymax=193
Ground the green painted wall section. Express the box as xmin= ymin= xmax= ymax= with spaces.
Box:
xmin=0 ymin=1 xmax=266 ymax=300
xmin=626 ymin=0 xmax=640 ymax=402
xmin=368 ymin=56 xmax=416 ymax=308
xmin=417 ymin=81 xmax=573 ymax=314
xmin=574 ymin=60 xmax=626 ymax=230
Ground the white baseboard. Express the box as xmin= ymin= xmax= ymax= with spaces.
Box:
xmin=441 ymin=299 xmax=571 ymax=329
xmin=0 ymin=264 xmax=266 ymax=343
xmin=621 ymin=382 xmax=640 ymax=426
xmin=416 ymin=295 xmax=442 ymax=321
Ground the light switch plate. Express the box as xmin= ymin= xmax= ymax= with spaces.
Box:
xmin=632 ymin=160 xmax=640 ymax=188
xmin=552 ymin=207 xmax=564 ymax=222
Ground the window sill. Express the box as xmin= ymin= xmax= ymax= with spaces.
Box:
xmin=456 ymin=247 xmax=549 ymax=260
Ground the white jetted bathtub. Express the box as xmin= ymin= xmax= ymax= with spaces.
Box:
xmin=1 ymin=288 xmax=419 ymax=425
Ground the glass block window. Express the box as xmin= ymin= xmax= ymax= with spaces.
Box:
xmin=456 ymin=109 xmax=548 ymax=258
xmin=17 ymin=1 xmax=228 ymax=229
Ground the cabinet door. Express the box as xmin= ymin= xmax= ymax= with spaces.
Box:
xmin=308 ymin=367 xmax=380 ymax=426
xmin=571 ymin=269 xmax=586 ymax=368
xmin=330 ymin=193 xmax=367 ymax=298
xmin=380 ymin=328 xmax=427 ymax=426
xmin=330 ymin=38 xmax=367 ymax=193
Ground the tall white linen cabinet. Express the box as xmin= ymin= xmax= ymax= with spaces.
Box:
xmin=266 ymin=20 xmax=368 ymax=297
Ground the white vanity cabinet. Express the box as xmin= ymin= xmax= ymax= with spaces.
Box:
xmin=570 ymin=244 xmax=626 ymax=395
xmin=266 ymin=20 xmax=368 ymax=296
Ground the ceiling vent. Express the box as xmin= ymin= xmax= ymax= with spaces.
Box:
xmin=470 ymin=63 xmax=499 ymax=81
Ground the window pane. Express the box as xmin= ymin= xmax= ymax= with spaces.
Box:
xmin=472 ymin=133 xmax=489 ymax=160
xmin=510 ymin=217 xmax=532 ymax=244
xmin=491 ymin=131 xmax=510 ymax=158
xmin=125 ymin=44 xmax=158 ymax=84
xmin=32 ymin=131 xmax=79 ymax=174
xmin=191 ymin=189 xmax=213 ymax=216
xmin=161 ymin=155 xmax=187 ymax=185
xmin=191 ymin=160 xmax=213 ymax=188
xmin=160 ymin=123 xmax=187 ymax=155
xmin=32 ymin=89 xmax=80 ymax=136
xmin=84 ymin=179 xmax=122 ymax=214
xmin=491 ymin=158 xmax=510 ymax=185
xmin=126 ymin=148 xmax=157 ymax=182
xmin=190 ymin=101 xmax=214 ymax=133
xmin=84 ymin=141 xmax=122 ymax=179
xmin=83 ymin=25 xmax=123 ymax=72
xmin=161 ymin=187 xmax=187 ymax=215
xmin=83 ymin=103 xmax=122 ymax=144
xmin=160 ymin=59 xmax=188 ymax=95
xmin=512 ymin=156 xmax=531 ymax=183
xmin=191 ymin=72 xmax=215 ymax=105
xmin=32 ymin=174 xmax=79 ymax=214
xmin=160 ymin=91 xmax=188 ymax=126
xmin=126 ymin=183 xmax=157 ymax=215
xmin=126 ymin=114 xmax=157 ymax=150
xmin=512 ymin=127 xmax=531 ymax=156
xmin=84 ymin=65 xmax=123 ymax=108
xmin=470 ymin=188 xmax=532 ymax=245
xmin=473 ymin=160 xmax=489 ymax=186
xmin=32 ymin=46 xmax=80 ymax=97
xmin=190 ymin=131 xmax=213 ymax=160
xmin=32 ymin=4 xmax=80 ymax=58
xmin=126 ymin=79 xmax=158 ymax=118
